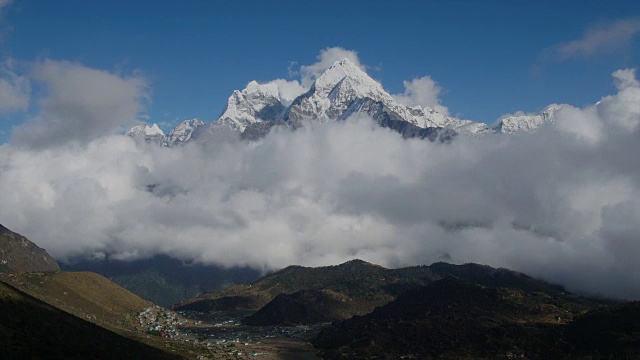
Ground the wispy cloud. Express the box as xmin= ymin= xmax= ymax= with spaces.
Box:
xmin=544 ymin=18 xmax=640 ymax=61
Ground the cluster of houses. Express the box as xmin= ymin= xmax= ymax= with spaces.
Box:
xmin=137 ymin=307 xmax=321 ymax=358
xmin=138 ymin=306 xmax=188 ymax=338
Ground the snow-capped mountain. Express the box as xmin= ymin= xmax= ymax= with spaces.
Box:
xmin=128 ymin=58 xmax=557 ymax=144
xmin=493 ymin=106 xmax=559 ymax=134
xmin=167 ymin=118 xmax=205 ymax=145
xmin=283 ymin=59 xmax=490 ymax=135
xmin=209 ymin=81 xmax=285 ymax=133
xmin=127 ymin=123 xmax=166 ymax=146
xmin=127 ymin=119 xmax=204 ymax=146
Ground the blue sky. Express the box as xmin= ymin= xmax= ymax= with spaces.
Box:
xmin=1 ymin=0 xmax=639 ymax=140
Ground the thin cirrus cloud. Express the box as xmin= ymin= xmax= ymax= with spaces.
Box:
xmin=544 ymin=18 xmax=640 ymax=61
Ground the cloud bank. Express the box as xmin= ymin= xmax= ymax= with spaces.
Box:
xmin=1 ymin=61 xmax=640 ymax=300
xmin=11 ymin=59 xmax=148 ymax=149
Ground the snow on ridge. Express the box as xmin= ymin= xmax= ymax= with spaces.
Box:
xmin=127 ymin=58 xmax=567 ymax=144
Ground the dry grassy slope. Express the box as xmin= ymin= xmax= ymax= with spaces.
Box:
xmin=0 ymin=281 xmax=181 ymax=359
xmin=0 ymin=224 xmax=60 ymax=273
xmin=0 ymin=271 xmax=152 ymax=333
xmin=0 ymin=271 xmax=236 ymax=359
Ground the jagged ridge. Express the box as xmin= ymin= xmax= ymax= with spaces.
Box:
xmin=129 ymin=58 xmax=560 ymax=144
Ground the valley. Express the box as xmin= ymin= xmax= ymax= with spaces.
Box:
xmin=2 ymin=222 xmax=640 ymax=359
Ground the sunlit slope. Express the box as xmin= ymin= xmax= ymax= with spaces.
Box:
xmin=0 ymin=271 xmax=152 ymax=332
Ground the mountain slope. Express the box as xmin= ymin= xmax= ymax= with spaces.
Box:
xmin=127 ymin=123 xmax=166 ymax=146
xmin=0 ymin=224 xmax=60 ymax=273
xmin=166 ymin=118 xmax=205 ymax=145
xmin=173 ymin=259 xmax=437 ymax=314
xmin=313 ymin=277 xmax=635 ymax=359
xmin=0 ymin=271 xmax=153 ymax=333
xmin=174 ymin=260 xmax=571 ymax=327
xmin=0 ymin=279 xmax=181 ymax=359
xmin=493 ymin=106 xmax=558 ymax=133
xmin=312 ymin=276 xmax=594 ymax=359
xmin=209 ymin=80 xmax=285 ymax=133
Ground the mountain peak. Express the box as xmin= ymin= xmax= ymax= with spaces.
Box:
xmin=167 ymin=118 xmax=205 ymax=145
xmin=127 ymin=123 xmax=164 ymax=137
xmin=126 ymin=124 xmax=166 ymax=145
xmin=211 ymin=80 xmax=285 ymax=132
xmin=313 ymin=58 xmax=378 ymax=98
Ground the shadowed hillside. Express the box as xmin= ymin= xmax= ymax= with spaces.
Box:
xmin=0 ymin=281 xmax=180 ymax=359
xmin=313 ymin=277 xmax=638 ymax=359
xmin=174 ymin=260 xmax=438 ymax=314
xmin=0 ymin=271 xmax=153 ymax=333
xmin=176 ymin=259 xmax=570 ymax=326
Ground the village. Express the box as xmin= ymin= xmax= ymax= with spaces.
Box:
xmin=137 ymin=306 xmax=322 ymax=359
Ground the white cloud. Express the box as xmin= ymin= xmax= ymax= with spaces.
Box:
xmin=554 ymin=105 xmax=604 ymax=145
xmin=267 ymin=79 xmax=306 ymax=107
xmin=0 ymin=59 xmax=30 ymax=114
xmin=12 ymin=59 xmax=148 ymax=149
xmin=550 ymin=18 xmax=640 ymax=60
xmin=612 ymin=68 xmax=640 ymax=90
xmin=1 ymin=68 xmax=640 ymax=300
xmin=597 ymin=68 xmax=640 ymax=132
xmin=392 ymin=76 xmax=449 ymax=115
xmin=300 ymin=47 xmax=366 ymax=88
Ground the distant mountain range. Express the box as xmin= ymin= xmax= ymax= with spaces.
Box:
xmin=174 ymin=257 xmax=640 ymax=359
xmin=128 ymin=59 xmax=557 ymax=145
xmin=173 ymin=259 xmax=574 ymax=325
